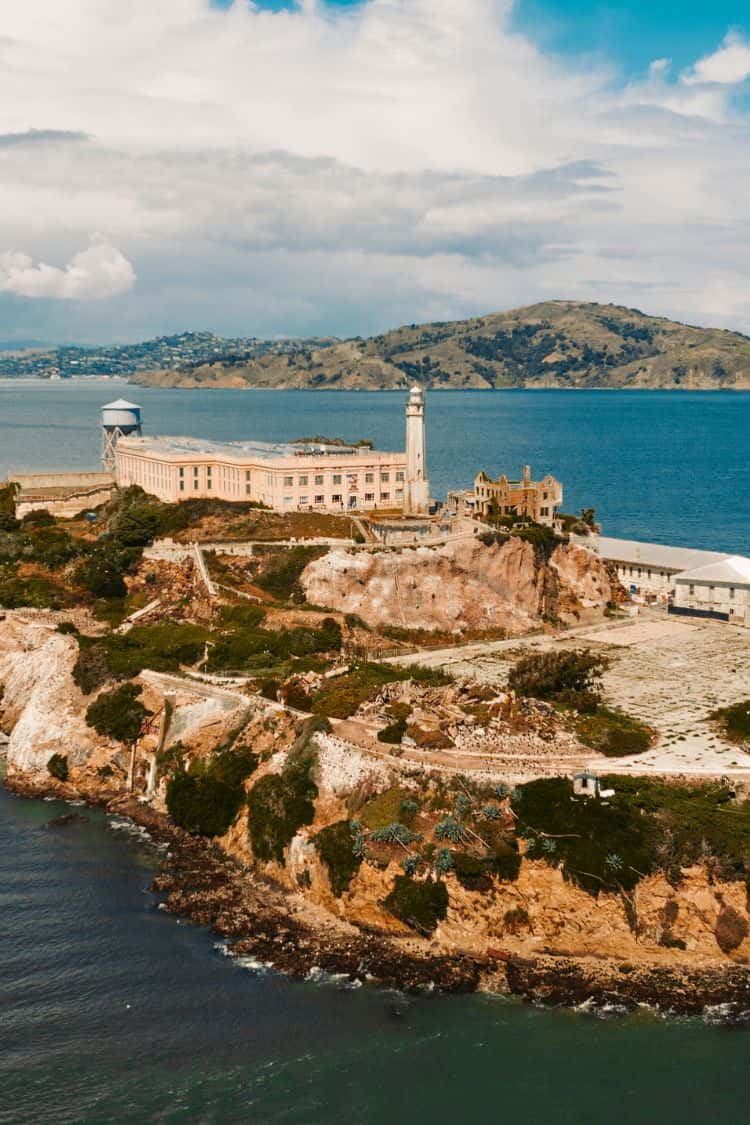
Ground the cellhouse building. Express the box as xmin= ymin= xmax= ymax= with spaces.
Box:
xmin=109 ymin=386 xmax=432 ymax=516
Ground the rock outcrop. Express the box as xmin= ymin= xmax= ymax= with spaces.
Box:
xmin=301 ymin=538 xmax=617 ymax=633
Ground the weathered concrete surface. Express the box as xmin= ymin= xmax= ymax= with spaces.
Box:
xmin=302 ymin=538 xmax=617 ymax=634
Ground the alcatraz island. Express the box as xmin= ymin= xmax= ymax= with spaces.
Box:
xmin=3 ymin=388 xmax=750 ymax=1014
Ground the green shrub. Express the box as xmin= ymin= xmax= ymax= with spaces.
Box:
xmin=711 ymin=700 xmax=750 ymax=745
xmin=56 ymin=621 xmax=78 ymax=635
xmin=512 ymin=777 xmax=658 ymax=895
xmin=576 ymin=707 xmax=653 ymax=757
xmin=377 ymin=716 xmax=407 ymax=744
xmin=166 ymin=771 xmax=244 ymax=837
xmin=166 ymin=744 xmax=257 ymax=837
xmin=503 ymin=906 xmax=530 ymax=934
xmin=254 ymin=545 xmax=328 ymax=601
xmin=73 ymin=641 xmax=111 ymax=694
xmin=508 ymin=649 xmax=609 ymax=709
xmin=359 ymin=787 xmax=414 ymax=830
xmin=511 ymin=776 xmax=750 ymax=895
xmin=47 ymin=753 xmax=69 ymax=782
xmin=384 ymin=875 xmax=449 ymax=935
xmin=312 ymin=661 xmax=448 ymax=720
xmin=75 ymin=543 xmax=139 ymax=599
xmin=0 ymin=482 xmax=19 ymax=532
xmin=23 ymin=526 xmax=79 ymax=569
xmin=489 ymin=842 xmax=522 ymax=881
xmin=85 ymin=683 xmax=152 ymax=744
xmin=0 ymin=568 xmax=68 ymax=609
xmin=315 ymin=819 xmax=362 ymax=896
xmin=281 ymin=681 xmax=313 ymax=712
xmin=450 ymin=851 xmax=492 ymax=891
xmin=21 ymin=509 xmax=55 ymax=528
xmin=247 ymin=741 xmax=318 ymax=862
xmin=217 ymin=604 xmax=267 ymax=630
xmin=102 ymin=622 xmax=208 ymax=679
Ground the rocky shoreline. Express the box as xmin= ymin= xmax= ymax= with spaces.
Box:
xmin=8 ymin=773 xmax=750 ymax=1018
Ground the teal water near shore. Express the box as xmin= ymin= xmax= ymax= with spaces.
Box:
xmin=2 ymin=783 xmax=750 ymax=1125
xmin=1 ymin=382 xmax=748 ymax=554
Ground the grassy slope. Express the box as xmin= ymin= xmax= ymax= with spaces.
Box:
xmin=132 ymin=301 xmax=750 ymax=390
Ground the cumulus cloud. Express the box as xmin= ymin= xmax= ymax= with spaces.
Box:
xmin=683 ymin=33 xmax=750 ymax=86
xmin=0 ymin=1 xmax=749 ymax=339
xmin=0 ymin=237 xmax=135 ymax=300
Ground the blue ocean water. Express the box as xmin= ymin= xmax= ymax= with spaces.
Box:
xmin=0 ymin=382 xmax=748 ymax=553
xmin=2 ymin=783 xmax=750 ymax=1125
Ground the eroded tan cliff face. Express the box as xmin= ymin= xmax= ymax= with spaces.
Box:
xmin=0 ymin=613 xmax=104 ymax=777
xmin=301 ymin=538 xmax=616 ymax=633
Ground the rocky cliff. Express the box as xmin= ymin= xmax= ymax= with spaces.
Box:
xmin=4 ymin=605 xmax=750 ymax=1013
xmin=301 ymin=538 xmax=617 ymax=633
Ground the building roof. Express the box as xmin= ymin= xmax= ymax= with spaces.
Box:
xmin=118 ymin=434 xmax=394 ymax=462
xmin=675 ymin=555 xmax=750 ymax=586
xmin=592 ymin=536 xmax=730 ymax=573
xmin=102 ymin=398 xmax=141 ymax=410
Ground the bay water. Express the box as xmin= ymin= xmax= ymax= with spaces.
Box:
xmin=2 ymin=383 xmax=750 ymax=1121
xmin=1 ymin=382 xmax=748 ymax=553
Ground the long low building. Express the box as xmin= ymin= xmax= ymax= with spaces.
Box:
xmin=571 ymin=534 xmax=733 ymax=598
xmin=113 ymin=386 xmax=432 ymax=515
xmin=115 ymin=434 xmax=409 ymax=512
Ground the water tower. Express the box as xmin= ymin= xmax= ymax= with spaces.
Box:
xmin=101 ymin=399 xmax=142 ymax=471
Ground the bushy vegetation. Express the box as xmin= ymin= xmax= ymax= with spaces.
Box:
xmin=47 ymin=753 xmax=69 ymax=782
xmin=254 ymin=545 xmax=328 ymax=602
xmin=312 ymin=661 xmax=450 ymax=720
xmin=246 ymin=722 xmax=320 ymax=861
xmin=512 ymin=776 xmax=750 ymax=896
xmin=576 ymin=706 xmax=653 ymax=757
xmin=73 ymin=622 xmax=209 ymax=693
xmin=204 ymin=606 xmax=341 ymax=675
xmin=0 ymin=482 xmax=19 ymax=532
xmin=166 ymin=745 xmax=258 ymax=837
xmin=384 ymin=875 xmax=449 ymax=935
xmin=508 ymin=649 xmax=609 ymax=712
xmin=358 ymin=787 xmax=417 ymax=830
xmin=314 ymin=819 xmax=362 ymax=896
xmin=85 ymin=683 xmax=152 ymax=744
xmin=0 ymin=566 xmax=71 ymax=610
xmin=711 ymin=700 xmax=750 ymax=745
xmin=377 ymin=716 xmax=408 ymax=744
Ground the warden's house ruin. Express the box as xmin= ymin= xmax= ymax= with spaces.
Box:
xmin=449 ymin=465 xmax=563 ymax=527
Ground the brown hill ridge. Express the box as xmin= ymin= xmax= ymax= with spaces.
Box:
xmin=133 ymin=300 xmax=750 ymax=390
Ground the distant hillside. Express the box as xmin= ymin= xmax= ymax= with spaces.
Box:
xmin=131 ymin=302 xmax=750 ymax=391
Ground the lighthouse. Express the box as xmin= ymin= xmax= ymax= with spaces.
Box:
xmin=403 ymin=385 xmax=431 ymax=515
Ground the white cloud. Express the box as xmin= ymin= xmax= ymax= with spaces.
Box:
xmin=0 ymin=1 xmax=749 ymax=339
xmin=683 ymin=33 xmax=750 ymax=86
xmin=0 ymin=237 xmax=135 ymax=300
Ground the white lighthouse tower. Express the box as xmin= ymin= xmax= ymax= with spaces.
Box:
xmin=403 ymin=385 xmax=431 ymax=515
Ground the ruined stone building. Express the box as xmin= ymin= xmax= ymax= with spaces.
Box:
xmin=450 ymin=465 xmax=563 ymax=526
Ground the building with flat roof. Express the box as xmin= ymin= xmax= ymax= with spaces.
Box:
xmin=573 ymin=534 xmax=733 ymax=599
xmin=114 ymin=388 xmax=431 ymax=515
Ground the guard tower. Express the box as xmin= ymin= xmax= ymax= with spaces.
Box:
xmin=403 ymin=385 xmax=431 ymax=515
xmin=101 ymin=399 xmax=142 ymax=471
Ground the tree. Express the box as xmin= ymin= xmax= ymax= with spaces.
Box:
xmin=85 ymin=683 xmax=152 ymax=744
xmin=0 ymin=482 xmax=20 ymax=532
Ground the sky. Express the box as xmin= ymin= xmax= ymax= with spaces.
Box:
xmin=1 ymin=1 xmax=750 ymax=344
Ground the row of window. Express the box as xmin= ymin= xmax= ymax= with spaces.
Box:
xmin=282 ymin=471 xmax=404 ymax=488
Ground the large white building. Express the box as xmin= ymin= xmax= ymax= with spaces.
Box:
xmin=112 ymin=387 xmax=431 ymax=516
